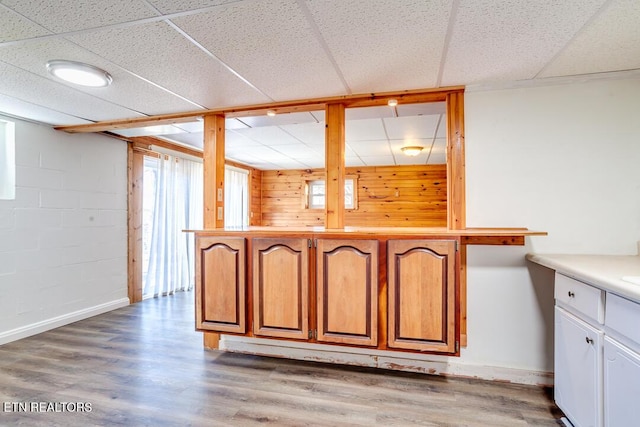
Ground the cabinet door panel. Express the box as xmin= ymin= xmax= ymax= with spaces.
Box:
xmin=604 ymin=337 xmax=640 ymax=427
xmin=195 ymin=237 xmax=246 ymax=333
xmin=253 ymin=238 xmax=309 ymax=340
xmin=555 ymin=306 xmax=602 ymax=427
xmin=317 ymin=239 xmax=378 ymax=346
xmin=388 ymin=240 xmax=456 ymax=353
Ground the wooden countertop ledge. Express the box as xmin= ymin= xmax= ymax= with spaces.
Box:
xmin=186 ymin=226 xmax=547 ymax=246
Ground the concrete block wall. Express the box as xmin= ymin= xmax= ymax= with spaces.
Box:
xmin=0 ymin=115 xmax=129 ymax=344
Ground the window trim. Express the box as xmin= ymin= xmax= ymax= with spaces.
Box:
xmin=304 ymin=175 xmax=357 ymax=210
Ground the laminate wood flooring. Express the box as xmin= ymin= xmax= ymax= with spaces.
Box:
xmin=0 ymin=291 xmax=563 ymax=426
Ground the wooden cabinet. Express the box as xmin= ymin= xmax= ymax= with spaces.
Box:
xmin=387 ymin=239 xmax=457 ymax=353
xmin=194 ymin=232 xmax=461 ymax=357
xmin=252 ymin=238 xmax=309 ymax=340
xmin=195 ymin=236 xmax=246 ymax=333
xmin=316 ymin=239 xmax=378 ymax=346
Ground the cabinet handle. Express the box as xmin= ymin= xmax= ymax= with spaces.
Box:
xmin=568 ymin=291 xmax=575 ymax=298
xmin=585 ymin=337 xmax=594 ymax=345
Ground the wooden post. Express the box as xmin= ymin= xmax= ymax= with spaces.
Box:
xmin=446 ymin=91 xmax=465 ymax=230
xmin=446 ymin=91 xmax=467 ymax=347
xmin=127 ymin=142 xmax=144 ymax=304
xmin=202 ymin=114 xmax=226 ymax=348
xmin=325 ymin=103 xmax=345 ymax=229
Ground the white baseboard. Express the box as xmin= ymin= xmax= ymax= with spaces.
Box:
xmin=0 ymin=298 xmax=130 ymax=345
xmin=220 ymin=336 xmax=554 ymax=386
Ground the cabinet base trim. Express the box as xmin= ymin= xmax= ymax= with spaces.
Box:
xmin=219 ymin=336 xmax=553 ymax=386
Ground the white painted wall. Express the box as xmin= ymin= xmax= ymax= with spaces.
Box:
xmin=0 ymin=115 xmax=129 ymax=344
xmin=463 ymin=76 xmax=640 ymax=375
xmin=223 ymin=76 xmax=640 ymax=385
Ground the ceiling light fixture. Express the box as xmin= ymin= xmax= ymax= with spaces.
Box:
xmin=266 ymin=109 xmax=276 ymax=117
xmin=401 ymin=146 xmax=424 ymax=156
xmin=387 ymin=99 xmax=398 ymax=107
xmin=46 ymin=60 xmax=112 ymax=87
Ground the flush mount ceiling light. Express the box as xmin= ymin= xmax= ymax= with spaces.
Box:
xmin=266 ymin=109 xmax=276 ymax=117
xmin=387 ymin=99 xmax=398 ymax=107
xmin=46 ymin=60 xmax=112 ymax=87
xmin=401 ymin=146 xmax=424 ymax=156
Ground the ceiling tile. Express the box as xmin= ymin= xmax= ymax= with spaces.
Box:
xmin=279 ymin=122 xmax=325 ymax=146
xmin=0 ymin=93 xmax=93 ymax=125
xmin=234 ymin=125 xmax=301 ymax=146
xmin=427 ymin=153 xmax=447 ymax=164
xmin=67 ymin=21 xmax=270 ymax=109
xmin=396 ymin=102 xmax=446 ymax=117
xmin=305 ymin=0 xmax=452 ymax=92
xmin=272 ymin=143 xmax=322 ymax=158
xmin=346 ymin=157 xmax=365 ymax=167
xmin=238 ymin=111 xmax=321 ymax=128
xmin=384 ymin=115 xmax=440 ymax=140
xmin=113 ymin=124 xmax=185 ymax=137
xmin=162 ymin=132 xmax=203 ymax=149
xmin=173 ymin=121 xmax=203 ymax=133
xmin=172 ymin=0 xmax=347 ymax=100
xmin=395 ymin=151 xmax=429 ymax=165
xmin=292 ymin=157 xmax=325 ymax=169
xmin=347 ymin=141 xmax=392 ymax=157
xmin=358 ymin=155 xmax=396 ymax=166
xmin=346 ymin=118 xmax=387 ymax=142
xmin=0 ymin=61 xmax=143 ymax=121
xmin=441 ymin=0 xmax=608 ymax=85
xmin=539 ymin=0 xmax=640 ymax=77
xmin=1 ymin=0 xmax=157 ymax=33
xmin=0 ymin=38 xmax=203 ymax=116
xmin=226 ymin=130 xmax=265 ymax=147
xmin=0 ymin=5 xmax=51 ymax=42
xmin=147 ymin=0 xmax=236 ymax=14
xmin=346 ymin=105 xmax=394 ymax=120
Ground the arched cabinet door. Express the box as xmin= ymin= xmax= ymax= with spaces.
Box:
xmin=316 ymin=239 xmax=378 ymax=346
xmin=387 ymin=239 xmax=457 ymax=354
xmin=195 ymin=237 xmax=246 ymax=334
xmin=253 ymin=238 xmax=309 ymax=340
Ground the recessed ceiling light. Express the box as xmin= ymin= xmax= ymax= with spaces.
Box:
xmin=387 ymin=99 xmax=398 ymax=107
xmin=46 ymin=60 xmax=112 ymax=87
xmin=401 ymin=146 xmax=424 ymax=156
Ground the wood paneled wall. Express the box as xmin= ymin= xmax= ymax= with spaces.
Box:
xmin=249 ymin=169 xmax=262 ymax=226
xmin=260 ymin=164 xmax=447 ymax=227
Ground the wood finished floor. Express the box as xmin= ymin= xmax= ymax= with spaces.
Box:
xmin=0 ymin=291 xmax=563 ymax=426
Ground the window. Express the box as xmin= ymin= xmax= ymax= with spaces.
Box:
xmin=0 ymin=119 xmax=15 ymax=200
xmin=306 ymin=177 xmax=356 ymax=210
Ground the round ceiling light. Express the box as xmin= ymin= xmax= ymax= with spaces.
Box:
xmin=46 ymin=60 xmax=112 ymax=87
xmin=401 ymin=146 xmax=424 ymax=156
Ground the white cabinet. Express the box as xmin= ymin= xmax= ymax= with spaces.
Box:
xmin=603 ymin=337 xmax=640 ymax=427
xmin=554 ymin=273 xmax=605 ymax=427
xmin=603 ymin=292 xmax=640 ymax=427
xmin=555 ymin=306 xmax=603 ymax=427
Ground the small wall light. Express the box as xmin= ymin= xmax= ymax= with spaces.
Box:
xmin=401 ymin=146 xmax=424 ymax=156
xmin=46 ymin=60 xmax=112 ymax=87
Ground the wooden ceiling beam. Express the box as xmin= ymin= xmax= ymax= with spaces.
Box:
xmin=54 ymin=86 xmax=464 ymax=134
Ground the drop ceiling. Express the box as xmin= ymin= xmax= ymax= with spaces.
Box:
xmin=1 ymin=0 xmax=639 ymax=169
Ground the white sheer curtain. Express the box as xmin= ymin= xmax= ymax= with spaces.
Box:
xmin=225 ymin=166 xmax=248 ymax=228
xmin=144 ymin=154 xmax=203 ymax=298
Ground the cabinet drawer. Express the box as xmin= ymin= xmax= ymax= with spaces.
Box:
xmin=605 ymin=293 xmax=640 ymax=352
xmin=555 ymin=273 xmax=604 ymax=324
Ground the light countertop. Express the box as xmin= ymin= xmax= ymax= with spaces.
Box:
xmin=526 ymin=253 xmax=640 ymax=304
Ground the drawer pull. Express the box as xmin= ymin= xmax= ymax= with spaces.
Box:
xmin=568 ymin=291 xmax=575 ymax=298
xmin=585 ymin=337 xmax=593 ymax=345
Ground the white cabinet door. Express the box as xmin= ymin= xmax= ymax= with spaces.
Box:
xmin=604 ymin=337 xmax=640 ymax=427
xmin=555 ymin=307 xmax=603 ymax=427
